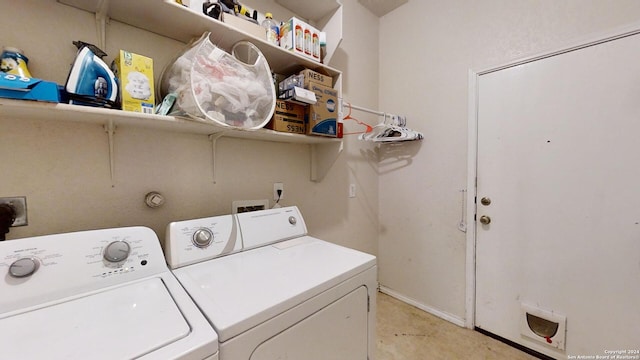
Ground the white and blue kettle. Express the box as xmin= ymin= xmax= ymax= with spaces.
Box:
xmin=65 ymin=41 xmax=118 ymax=107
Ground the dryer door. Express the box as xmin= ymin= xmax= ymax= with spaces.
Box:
xmin=250 ymin=286 xmax=369 ymax=359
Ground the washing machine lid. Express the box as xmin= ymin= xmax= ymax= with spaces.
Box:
xmin=173 ymin=236 xmax=376 ymax=342
xmin=1 ymin=277 xmax=202 ymax=359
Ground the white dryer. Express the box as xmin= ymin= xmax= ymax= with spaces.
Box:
xmin=0 ymin=226 xmax=218 ymax=360
xmin=165 ymin=206 xmax=378 ymax=359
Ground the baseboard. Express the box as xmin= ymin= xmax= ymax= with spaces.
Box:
xmin=378 ymin=285 xmax=466 ymax=327
xmin=475 ymin=327 xmax=555 ymax=360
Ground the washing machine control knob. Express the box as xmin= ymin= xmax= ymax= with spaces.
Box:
xmin=103 ymin=241 xmax=131 ymax=263
xmin=9 ymin=257 xmax=39 ymax=278
xmin=192 ymin=228 xmax=213 ymax=248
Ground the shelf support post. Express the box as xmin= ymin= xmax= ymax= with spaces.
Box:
xmin=209 ymin=132 xmax=225 ymax=184
xmin=95 ymin=0 xmax=109 ymax=50
xmin=104 ymin=120 xmax=116 ymax=187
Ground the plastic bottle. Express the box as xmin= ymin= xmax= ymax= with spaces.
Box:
xmin=319 ymin=32 xmax=327 ymax=63
xmin=295 ymin=23 xmax=304 ymax=53
xmin=261 ymin=13 xmax=279 ymax=46
xmin=1 ymin=47 xmax=32 ymax=78
xmin=304 ymin=28 xmax=311 ymax=55
xmin=312 ymin=32 xmax=320 ymax=60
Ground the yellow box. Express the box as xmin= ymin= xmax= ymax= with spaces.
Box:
xmin=111 ymin=50 xmax=155 ymax=113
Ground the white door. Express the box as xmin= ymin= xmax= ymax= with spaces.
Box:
xmin=475 ymin=32 xmax=640 ymax=359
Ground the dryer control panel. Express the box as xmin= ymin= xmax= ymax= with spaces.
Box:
xmin=237 ymin=206 xmax=307 ymax=250
xmin=0 ymin=226 xmax=167 ymax=314
xmin=164 ymin=206 xmax=308 ymax=269
xmin=165 ymin=214 xmax=241 ymax=269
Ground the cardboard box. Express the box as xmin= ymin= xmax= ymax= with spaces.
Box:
xmin=111 ymin=50 xmax=155 ymax=113
xmin=278 ymin=86 xmax=316 ymax=105
xmin=279 ymin=73 xmax=304 ymax=93
xmin=0 ymin=74 xmax=59 ymax=103
xmin=266 ymin=100 xmax=306 ymax=134
xmin=222 ymin=13 xmax=266 ymax=40
xmin=280 ymin=17 xmax=308 ymax=58
xmin=278 ymin=19 xmax=321 ymax=62
xmin=300 ymin=68 xmax=333 ymax=88
xmin=305 ymin=82 xmax=338 ymax=137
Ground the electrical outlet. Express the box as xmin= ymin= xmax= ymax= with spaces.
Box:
xmin=0 ymin=196 xmax=28 ymax=226
xmin=273 ymin=183 xmax=284 ymax=201
xmin=349 ymin=183 xmax=356 ymax=198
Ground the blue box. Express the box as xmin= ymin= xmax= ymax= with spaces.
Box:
xmin=0 ymin=73 xmax=60 ymax=103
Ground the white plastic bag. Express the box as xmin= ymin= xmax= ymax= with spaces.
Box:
xmin=160 ymin=32 xmax=276 ymax=129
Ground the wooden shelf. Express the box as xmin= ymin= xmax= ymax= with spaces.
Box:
xmin=0 ymin=98 xmax=340 ymax=144
xmin=58 ymin=0 xmax=342 ymax=76
xmin=49 ymin=0 xmax=345 ymax=181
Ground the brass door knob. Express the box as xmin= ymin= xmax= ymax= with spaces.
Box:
xmin=479 ymin=215 xmax=491 ymax=224
xmin=481 ymin=197 xmax=491 ymax=206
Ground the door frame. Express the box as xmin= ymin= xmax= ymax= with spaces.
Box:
xmin=464 ymin=21 xmax=640 ymax=329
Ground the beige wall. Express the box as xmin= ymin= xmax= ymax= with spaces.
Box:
xmin=377 ymin=1 xmax=640 ymax=322
xmin=1 ymin=1 xmax=379 ymax=256
xmin=9 ymin=0 xmax=637 ymax=329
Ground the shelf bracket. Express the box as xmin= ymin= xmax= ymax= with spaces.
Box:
xmin=104 ymin=120 xmax=116 ymax=187
xmin=310 ymin=141 xmax=343 ymax=182
xmin=95 ymin=0 xmax=110 ymax=50
xmin=209 ymin=132 xmax=225 ymax=184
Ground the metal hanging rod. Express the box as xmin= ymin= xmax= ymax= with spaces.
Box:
xmin=340 ymin=98 xmax=386 ymax=117
xmin=342 ymin=100 xmax=409 ymax=128
xmin=347 ymin=103 xmax=386 ymax=117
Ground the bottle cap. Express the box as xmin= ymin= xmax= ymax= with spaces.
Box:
xmin=265 ymin=12 xmax=273 ymax=18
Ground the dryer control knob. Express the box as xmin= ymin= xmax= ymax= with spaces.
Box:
xmin=9 ymin=257 xmax=39 ymax=278
xmin=192 ymin=228 xmax=213 ymax=248
xmin=104 ymin=241 xmax=131 ymax=263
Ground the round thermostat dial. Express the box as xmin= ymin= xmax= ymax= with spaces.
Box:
xmin=9 ymin=257 xmax=39 ymax=278
xmin=192 ymin=228 xmax=213 ymax=248
xmin=104 ymin=241 xmax=131 ymax=263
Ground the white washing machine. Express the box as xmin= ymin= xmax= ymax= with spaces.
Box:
xmin=0 ymin=226 xmax=218 ymax=360
xmin=165 ymin=206 xmax=378 ymax=359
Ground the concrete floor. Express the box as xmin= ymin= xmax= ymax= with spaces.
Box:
xmin=376 ymin=292 xmax=538 ymax=360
